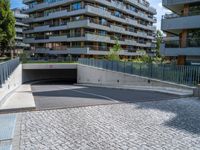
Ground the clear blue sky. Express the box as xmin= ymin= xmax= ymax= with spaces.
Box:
xmin=10 ymin=0 xmax=170 ymax=29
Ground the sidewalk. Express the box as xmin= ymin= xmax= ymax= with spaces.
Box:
xmin=0 ymin=84 xmax=36 ymax=111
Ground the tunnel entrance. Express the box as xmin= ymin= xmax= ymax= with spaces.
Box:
xmin=22 ymin=69 xmax=77 ymax=84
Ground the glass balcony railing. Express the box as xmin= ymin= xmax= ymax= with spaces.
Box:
xmin=165 ymin=38 xmax=200 ymax=48
xmin=163 ymin=11 xmax=200 ymax=19
xmin=187 ymin=38 xmax=200 ymax=47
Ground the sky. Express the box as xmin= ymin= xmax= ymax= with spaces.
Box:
xmin=10 ymin=0 xmax=170 ymax=29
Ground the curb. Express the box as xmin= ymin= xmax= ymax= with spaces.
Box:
xmin=0 ymin=107 xmax=36 ymax=114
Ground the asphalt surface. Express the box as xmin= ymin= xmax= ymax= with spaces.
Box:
xmin=31 ymin=83 xmax=180 ymax=110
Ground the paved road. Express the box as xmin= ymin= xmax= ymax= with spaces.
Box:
xmin=31 ymin=84 xmax=179 ymax=110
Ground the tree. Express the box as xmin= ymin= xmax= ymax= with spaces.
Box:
xmin=134 ymin=50 xmax=153 ymax=63
xmin=155 ymin=30 xmax=163 ymax=57
xmin=107 ymin=37 xmax=122 ymax=61
xmin=0 ymin=0 xmax=16 ymax=57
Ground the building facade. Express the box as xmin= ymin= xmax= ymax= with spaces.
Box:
xmin=23 ymin=0 xmax=156 ymax=58
xmin=12 ymin=8 xmax=30 ymax=54
xmin=161 ymin=0 xmax=200 ymax=65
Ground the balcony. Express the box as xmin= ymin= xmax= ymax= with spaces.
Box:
xmin=16 ymin=28 xmax=23 ymax=33
xmin=23 ymin=0 xmax=156 ymax=20
xmin=24 ymin=20 xmax=89 ymax=33
xmin=23 ymin=0 xmax=74 ymax=13
xmin=35 ymin=46 xmax=140 ymax=56
xmin=23 ymin=18 xmax=154 ymax=40
xmin=85 ymin=33 xmax=111 ymax=43
xmin=163 ymin=0 xmax=200 ymax=6
xmin=162 ymin=0 xmax=200 ymax=13
xmin=23 ymin=4 xmax=155 ymax=32
xmin=161 ymin=14 xmax=200 ymax=33
xmin=161 ymin=38 xmax=200 ymax=56
xmin=35 ymin=47 xmax=89 ymax=55
xmin=23 ymin=7 xmax=86 ymax=23
xmin=126 ymin=0 xmax=156 ymax=14
xmin=23 ymin=0 xmax=34 ymax=4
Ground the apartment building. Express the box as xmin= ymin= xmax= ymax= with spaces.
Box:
xmin=12 ymin=8 xmax=29 ymax=54
xmin=161 ymin=0 xmax=200 ymax=65
xmin=23 ymin=0 xmax=156 ymax=58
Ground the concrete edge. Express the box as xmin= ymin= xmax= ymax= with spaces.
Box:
xmin=76 ymin=83 xmax=193 ymax=97
xmin=12 ymin=113 xmax=21 ymax=150
xmin=77 ymin=64 xmax=196 ymax=90
xmin=193 ymin=85 xmax=200 ymax=98
xmin=0 ymin=85 xmax=21 ymax=108
xmin=0 ymin=84 xmax=36 ymax=113
xmin=0 ymin=64 xmax=22 ymax=107
xmin=22 ymin=63 xmax=78 ymax=70
xmin=0 ymin=107 xmax=36 ymax=114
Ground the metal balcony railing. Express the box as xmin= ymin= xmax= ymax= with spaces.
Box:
xmin=0 ymin=58 xmax=20 ymax=87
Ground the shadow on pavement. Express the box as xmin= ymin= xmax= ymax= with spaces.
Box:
xmin=136 ymin=98 xmax=200 ymax=135
xmin=31 ymin=83 xmax=200 ymax=135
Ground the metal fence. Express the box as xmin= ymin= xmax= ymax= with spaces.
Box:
xmin=79 ymin=58 xmax=200 ymax=86
xmin=0 ymin=58 xmax=20 ymax=87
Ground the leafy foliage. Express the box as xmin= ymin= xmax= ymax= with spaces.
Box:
xmin=155 ymin=30 xmax=163 ymax=57
xmin=0 ymin=0 xmax=16 ymax=56
xmin=107 ymin=37 xmax=122 ymax=61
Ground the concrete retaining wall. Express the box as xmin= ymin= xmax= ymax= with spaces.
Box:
xmin=77 ymin=64 xmax=194 ymax=90
xmin=22 ymin=63 xmax=77 ymax=70
xmin=0 ymin=64 xmax=22 ymax=106
xmin=194 ymin=85 xmax=200 ymax=98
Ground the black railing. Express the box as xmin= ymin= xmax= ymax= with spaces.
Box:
xmin=0 ymin=58 xmax=20 ymax=87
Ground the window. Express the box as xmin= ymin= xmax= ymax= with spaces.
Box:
xmin=72 ymin=2 xmax=82 ymax=11
xmin=99 ymin=18 xmax=107 ymax=26
xmin=189 ymin=3 xmax=200 ymax=16
xmin=114 ymin=11 xmax=121 ymax=17
xmin=98 ymin=30 xmax=107 ymax=36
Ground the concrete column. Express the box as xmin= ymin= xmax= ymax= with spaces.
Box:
xmin=183 ymin=4 xmax=189 ymax=16
xmin=177 ymin=56 xmax=186 ymax=65
xmin=81 ymin=28 xmax=84 ymax=36
xmin=180 ymin=30 xmax=187 ymax=48
xmin=180 ymin=4 xmax=189 ymax=48
xmin=81 ymin=42 xmax=84 ymax=48
xmin=81 ymin=54 xmax=85 ymax=58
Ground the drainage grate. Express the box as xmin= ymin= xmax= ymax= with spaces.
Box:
xmin=0 ymin=143 xmax=12 ymax=150
xmin=0 ymin=114 xmax=16 ymax=141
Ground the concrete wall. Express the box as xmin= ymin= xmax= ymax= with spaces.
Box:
xmin=194 ymin=85 xmax=200 ymax=98
xmin=77 ymin=64 xmax=194 ymax=90
xmin=0 ymin=64 xmax=22 ymax=106
xmin=22 ymin=63 xmax=77 ymax=70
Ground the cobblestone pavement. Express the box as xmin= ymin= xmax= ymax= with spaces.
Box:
xmin=19 ymin=97 xmax=200 ymax=150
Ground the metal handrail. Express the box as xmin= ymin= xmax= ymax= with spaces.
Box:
xmin=79 ymin=58 xmax=200 ymax=86
xmin=0 ymin=58 xmax=20 ymax=87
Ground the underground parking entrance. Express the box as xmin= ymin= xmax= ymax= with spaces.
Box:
xmin=22 ymin=64 xmax=181 ymax=111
